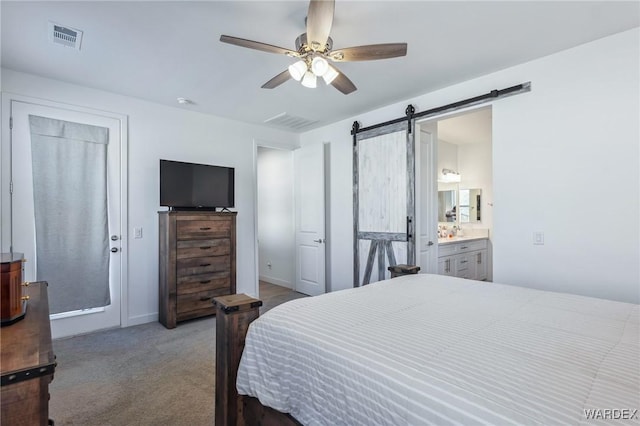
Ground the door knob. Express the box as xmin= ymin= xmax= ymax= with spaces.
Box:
xmin=313 ymin=238 xmax=324 ymax=243
xmin=110 ymin=247 xmax=119 ymax=253
xmin=427 ymin=241 xmax=434 ymax=246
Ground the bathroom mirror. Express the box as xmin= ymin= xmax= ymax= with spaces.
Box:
xmin=438 ymin=190 xmax=457 ymax=222
xmin=459 ymin=188 xmax=482 ymax=223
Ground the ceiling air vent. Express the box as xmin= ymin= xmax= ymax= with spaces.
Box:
xmin=264 ymin=113 xmax=318 ymax=131
xmin=48 ymin=22 xmax=83 ymax=50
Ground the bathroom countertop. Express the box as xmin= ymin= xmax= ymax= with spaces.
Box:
xmin=438 ymin=235 xmax=488 ymax=245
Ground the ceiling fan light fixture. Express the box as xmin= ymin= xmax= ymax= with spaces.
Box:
xmin=311 ymin=56 xmax=329 ymax=76
xmin=288 ymin=60 xmax=307 ymax=81
xmin=322 ymin=65 xmax=339 ymax=85
xmin=301 ymin=71 xmax=317 ymax=88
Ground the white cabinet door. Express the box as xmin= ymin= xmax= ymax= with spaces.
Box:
xmin=438 ymin=256 xmax=455 ymax=276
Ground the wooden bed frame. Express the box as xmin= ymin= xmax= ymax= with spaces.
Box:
xmin=213 ymin=294 xmax=301 ymax=426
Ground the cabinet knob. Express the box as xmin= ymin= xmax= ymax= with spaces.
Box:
xmin=21 ymin=295 xmax=30 ymax=301
xmin=22 ymin=282 xmax=30 ymax=287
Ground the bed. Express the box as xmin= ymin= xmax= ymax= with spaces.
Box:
xmin=215 ymin=274 xmax=639 ymax=425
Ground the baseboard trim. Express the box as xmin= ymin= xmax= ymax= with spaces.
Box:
xmin=259 ymin=275 xmax=293 ymax=289
xmin=127 ymin=313 xmax=158 ymax=327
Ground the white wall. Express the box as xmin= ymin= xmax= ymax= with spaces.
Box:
xmin=437 ymin=139 xmax=459 ymax=177
xmin=457 ymin=139 xmax=492 ymax=232
xmin=256 ymin=147 xmax=294 ymax=288
xmin=300 ymin=28 xmax=639 ymax=303
xmin=1 ymin=69 xmax=299 ymax=325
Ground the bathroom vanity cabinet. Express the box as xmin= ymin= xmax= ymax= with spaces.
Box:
xmin=438 ymin=238 xmax=488 ymax=281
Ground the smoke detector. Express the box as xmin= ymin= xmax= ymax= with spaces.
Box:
xmin=48 ymin=22 xmax=83 ymax=50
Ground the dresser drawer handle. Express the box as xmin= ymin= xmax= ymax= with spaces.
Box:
xmin=200 ymin=227 xmax=211 ymax=231
xmin=461 ymin=246 xmax=468 ymax=249
xmin=200 ymin=296 xmax=211 ymax=301
xmin=200 ymin=246 xmax=212 ymax=250
xmin=200 ymin=263 xmax=211 ymax=267
xmin=200 ymin=280 xmax=211 ymax=284
xmin=460 ymin=260 xmax=468 ymax=264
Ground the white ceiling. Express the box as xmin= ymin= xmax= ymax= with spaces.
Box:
xmin=438 ymin=108 xmax=492 ymax=146
xmin=2 ymin=1 xmax=638 ymax=132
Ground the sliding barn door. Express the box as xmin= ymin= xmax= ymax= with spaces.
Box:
xmin=354 ymin=122 xmax=415 ymax=286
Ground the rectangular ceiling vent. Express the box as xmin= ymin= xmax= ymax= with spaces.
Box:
xmin=48 ymin=22 xmax=83 ymax=50
xmin=264 ymin=113 xmax=318 ymax=131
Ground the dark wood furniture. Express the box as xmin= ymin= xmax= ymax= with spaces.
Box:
xmin=213 ymin=294 xmax=300 ymax=426
xmin=159 ymin=211 xmax=237 ymax=329
xmin=1 ymin=252 xmax=27 ymax=325
xmin=1 ymin=282 xmax=56 ymax=426
xmin=387 ymin=264 xmax=420 ymax=278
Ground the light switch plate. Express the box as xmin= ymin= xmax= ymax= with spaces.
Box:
xmin=134 ymin=227 xmax=143 ymax=239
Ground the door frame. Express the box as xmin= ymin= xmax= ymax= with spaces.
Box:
xmin=414 ymin=104 xmax=494 ymax=277
xmin=1 ymin=93 xmax=130 ymax=329
xmin=251 ymin=138 xmax=298 ymax=298
xmin=414 ymin=121 xmax=439 ymax=273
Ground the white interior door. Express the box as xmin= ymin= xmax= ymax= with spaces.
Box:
xmin=416 ymin=122 xmax=438 ymax=273
xmin=10 ymin=100 xmax=124 ymax=338
xmin=294 ymin=143 xmax=325 ymax=296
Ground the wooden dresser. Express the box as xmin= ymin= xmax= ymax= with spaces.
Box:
xmin=159 ymin=211 xmax=237 ymax=329
xmin=1 ymin=281 xmax=56 ymax=426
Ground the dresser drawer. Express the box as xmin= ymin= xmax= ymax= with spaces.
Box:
xmin=177 ymin=288 xmax=230 ymax=314
xmin=177 ymin=220 xmax=231 ymax=240
xmin=177 ymin=272 xmax=231 ymax=295
xmin=177 ymin=255 xmax=230 ymax=276
xmin=177 ymin=239 xmax=230 ymax=259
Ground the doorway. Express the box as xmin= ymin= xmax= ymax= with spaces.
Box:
xmin=6 ymin=97 xmax=128 ymax=338
xmin=254 ymin=142 xmax=327 ymax=297
xmin=416 ymin=106 xmax=493 ymax=280
xmin=256 ymin=146 xmax=296 ymax=292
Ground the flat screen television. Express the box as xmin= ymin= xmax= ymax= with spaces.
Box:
xmin=160 ymin=159 xmax=234 ymax=210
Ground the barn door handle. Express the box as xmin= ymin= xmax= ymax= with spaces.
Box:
xmin=406 ymin=216 xmax=413 ymax=241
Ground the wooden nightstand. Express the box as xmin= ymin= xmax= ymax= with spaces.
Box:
xmin=1 ymin=281 xmax=56 ymax=426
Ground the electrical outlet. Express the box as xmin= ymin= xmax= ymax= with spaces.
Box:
xmin=267 ymin=262 xmax=272 ymax=269
xmin=533 ymin=232 xmax=544 ymax=245
xmin=134 ymin=227 xmax=143 ymax=239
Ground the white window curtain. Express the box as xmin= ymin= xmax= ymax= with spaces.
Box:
xmin=28 ymin=115 xmax=110 ymax=314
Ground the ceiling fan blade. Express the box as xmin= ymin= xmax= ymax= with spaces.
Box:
xmin=330 ymin=69 xmax=357 ymax=95
xmin=306 ymin=0 xmax=335 ymax=51
xmin=220 ymin=35 xmax=298 ymax=57
xmin=330 ymin=43 xmax=408 ymax=62
xmin=261 ymin=70 xmax=291 ymax=89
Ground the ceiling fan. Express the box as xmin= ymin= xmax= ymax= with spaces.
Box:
xmin=220 ymin=0 xmax=407 ymax=95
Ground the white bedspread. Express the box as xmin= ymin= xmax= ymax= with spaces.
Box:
xmin=237 ymin=274 xmax=639 ymax=425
